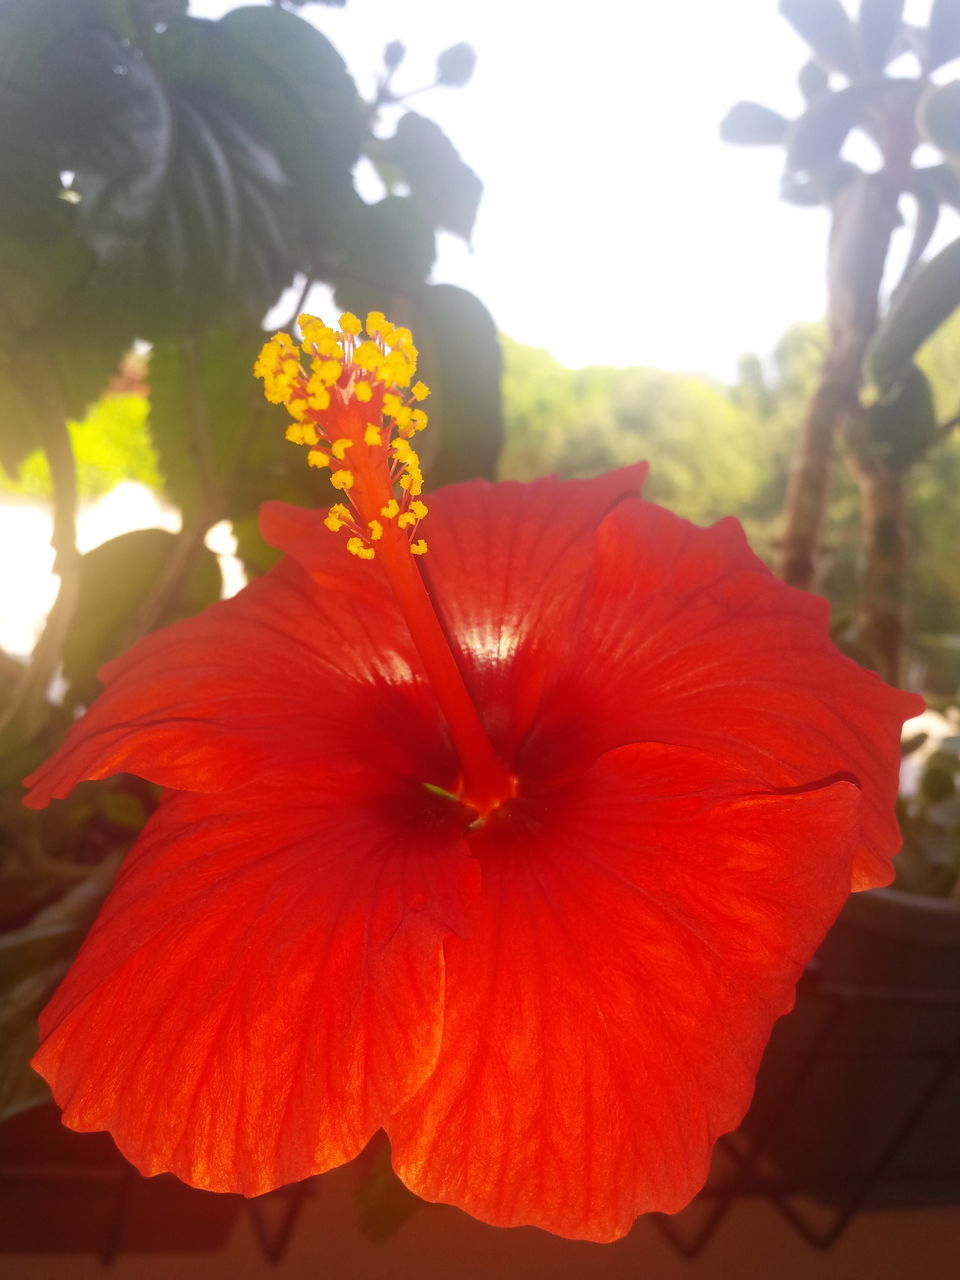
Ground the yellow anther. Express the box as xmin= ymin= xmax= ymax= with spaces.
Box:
xmin=331 ymin=469 xmax=354 ymax=490
xmin=366 ymin=310 xmax=387 ymax=335
xmin=392 ymin=326 xmax=413 ymax=349
xmin=400 ymin=472 xmax=423 ymax=496
xmin=331 ymin=438 xmax=353 ymax=461
xmin=384 ymin=351 xmax=412 ymax=386
xmin=383 ymin=393 xmax=403 ymax=418
xmin=339 ymin=312 xmax=362 ymax=336
xmin=313 ymin=359 xmax=342 ymax=386
xmin=395 ymin=406 xmax=413 ymax=430
xmin=368 ymin=519 xmax=384 ymax=541
xmin=347 ymin=537 xmax=376 ymax=560
xmin=302 ymin=423 xmax=319 ymax=446
xmin=364 ymin=424 xmax=383 ymax=446
xmin=288 ymin=399 xmax=308 ymax=422
xmin=354 ymin=380 xmax=373 ymax=403
xmin=393 ymin=437 xmax=414 ymax=463
xmin=324 ymin=503 xmax=352 ymax=531
xmin=307 ymin=449 xmax=330 ymax=469
xmin=285 ymin=424 xmax=306 ymax=445
xmin=408 ymin=500 xmax=428 ymax=519
xmin=381 ymin=498 xmax=400 ymax=519
xmin=411 ymin=381 xmax=429 ymax=401
xmin=410 ymin=409 xmax=428 ymax=432
xmin=307 ymin=387 xmax=331 ymax=411
xmin=398 ymin=511 xmax=417 ymax=529
xmin=353 ymin=341 xmax=384 ymax=373
xmin=410 ymin=539 xmax=428 ymax=556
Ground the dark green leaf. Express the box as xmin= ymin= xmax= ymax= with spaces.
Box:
xmin=719 ymin=101 xmax=790 ymax=145
xmin=47 ymin=24 xmax=173 ymax=264
xmin=333 ymin=196 xmax=437 ymax=316
xmin=413 ymin=284 xmax=503 ymax=486
xmin=861 ymin=363 xmax=937 ymax=470
xmin=62 ymin=528 xmax=221 ymax=703
xmin=149 ymin=320 xmax=267 ymax=517
xmin=435 ymin=42 xmax=476 ymax=87
xmin=867 ymin=237 xmax=960 ymax=389
xmin=857 ymin=0 xmax=904 ymax=72
xmin=156 ymin=7 xmax=362 ymax=257
xmin=786 ymin=85 xmax=876 ymax=172
xmin=798 ymin=59 xmax=831 ymax=103
xmin=377 ymin=112 xmax=482 ymax=242
xmin=919 ymin=81 xmax=960 ymax=164
xmin=779 ymin=0 xmax=859 ymax=75
xmin=925 ymin=0 xmax=960 ymax=72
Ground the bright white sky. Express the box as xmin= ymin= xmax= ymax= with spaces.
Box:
xmin=195 ymin=0 xmax=843 ymax=377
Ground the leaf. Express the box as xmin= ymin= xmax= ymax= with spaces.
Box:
xmin=925 ymin=0 xmax=960 ymax=72
xmin=780 ymin=0 xmax=859 ymax=76
xmin=148 ymin=319 xmax=267 ymax=517
xmin=0 ymin=857 xmax=120 ymax=1123
xmin=47 ymin=23 xmax=173 ymax=265
xmin=785 ymin=85 xmax=876 ymax=173
xmin=378 ymin=112 xmax=483 ymax=242
xmin=868 ymin=237 xmax=960 ymax=390
xmin=413 ymin=284 xmax=503 ymax=486
xmin=61 ymin=528 xmax=221 ymax=704
xmin=857 ymin=0 xmax=905 ymax=72
xmin=861 ymin=363 xmax=937 ymax=470
xmin=798 ymin=59 xmax=831 ymax=103
xmin=912 ymin=162 xmax=960 ymax=208
xmin=163 ymin=7 xmax=362 ymax=253
xmin=332 ymin=196 xmax=437 ymax=316
xmin=919 ymin=81 xmax=960 ymax=165
xmin=719 ymin=101 xmax=790 ymax=146
xmin=435 ymin=42 xmax=477 ymax=87
xmin=780 ymin=157 xmax=858 ymax=205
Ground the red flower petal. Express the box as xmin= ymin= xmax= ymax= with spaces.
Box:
xmin=387 ymin=743 xmax=862 ymax=1241
xmin=32 ymin=776 xmax=478 ymax=1195
xmin=24 ymin=557 xmax=453 ymax=808
xmin=508 ymin=499 xmax=921 ymax=886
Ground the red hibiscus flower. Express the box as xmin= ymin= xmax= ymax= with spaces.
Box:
xmin=24 ymin=312 xmax=921 ymax=1243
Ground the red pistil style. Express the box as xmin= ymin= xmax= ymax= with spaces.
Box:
xmin=22 ymin=311 xmax=924 ymax=1243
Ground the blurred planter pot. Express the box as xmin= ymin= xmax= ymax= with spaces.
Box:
xmin=0 ymin=1103 xmax=241 ymax=1258
xmin=737 ymin=886 xmax=960 ymax=1209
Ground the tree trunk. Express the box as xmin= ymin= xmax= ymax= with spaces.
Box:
xmin=855 ymin=468 xmax=906 ymax=686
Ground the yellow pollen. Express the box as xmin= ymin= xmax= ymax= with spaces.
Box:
xmin=353 ymin=341 xmax=384 ymax=373
xmin=347 ymin=537 xmax=376 ymax=560
xmin=258 ymin=309 xmax=435 ymax=562
xmin=324 ymin=503 xmax=352 ymax=531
